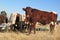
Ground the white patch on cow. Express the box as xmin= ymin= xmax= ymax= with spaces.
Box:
xmin=50 ymin=21 xmax=56 ymax=31
xmin=50 ymin=21 xmax=54 ymax=25
xmin=26 ymin=22 xmax=29 ymax=24
xmin=52 ymin=11 xmax=57 ymax=14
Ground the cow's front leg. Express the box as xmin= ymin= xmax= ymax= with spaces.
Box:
xmin=32 ymin=23 xmax=36 ymax=34
xmin=28 ymin=23 xmax=31 ymax=34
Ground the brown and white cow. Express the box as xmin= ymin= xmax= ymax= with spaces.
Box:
xmin=23 ymin=7 xmax=58 ymax=34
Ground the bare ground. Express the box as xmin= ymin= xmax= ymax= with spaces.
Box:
xmin=0 ymin=24 xmax=60 ymax=40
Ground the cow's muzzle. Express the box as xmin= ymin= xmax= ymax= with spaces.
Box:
xmin=26 ymin=15 xmax=29 ymax=17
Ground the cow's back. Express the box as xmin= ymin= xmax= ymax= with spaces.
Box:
xmin=31 ymin=9 xmax=57 ymax=25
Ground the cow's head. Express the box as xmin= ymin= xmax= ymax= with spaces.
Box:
xmin=23 ymin=7 xmax=32 ymax=18
xmin=23 ymin=7 xmax=32 ymax=22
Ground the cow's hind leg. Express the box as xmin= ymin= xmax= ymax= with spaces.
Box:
xmin=50 ymin=24 xmax=53 ymax=32
xmin=50 ymin=22 xmax=55 ymax=33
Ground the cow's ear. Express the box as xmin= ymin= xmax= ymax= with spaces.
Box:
xmin=23 ymin=8 xmax=26 ymax=11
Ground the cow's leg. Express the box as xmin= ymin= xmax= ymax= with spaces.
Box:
xmin=50 ymin=21 xmax=55 ymax=33
xmin=52 ymin=25 xmax=55 ymax=32
xmin=29 ymin=23 xmax=32 ymax=34
xmin=25 ymin=22 xmax=31 ymax=34
xmin=32 ymin=23 xmax=36 ymax=34
xmin=50 ymin=25 xmax=55 ymax=33
xmin=27 ymin=23 xmax=31 ymax=34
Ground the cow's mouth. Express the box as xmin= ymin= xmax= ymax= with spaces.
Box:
xmin=26 ymin=15 xmax=29 ymax=17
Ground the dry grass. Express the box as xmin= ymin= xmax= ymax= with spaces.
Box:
xmin=0 ymin=24 xmax=60 ymax=40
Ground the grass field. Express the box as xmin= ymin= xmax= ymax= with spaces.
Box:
xmin=0 ymin=24 xmax=60 ymax=40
